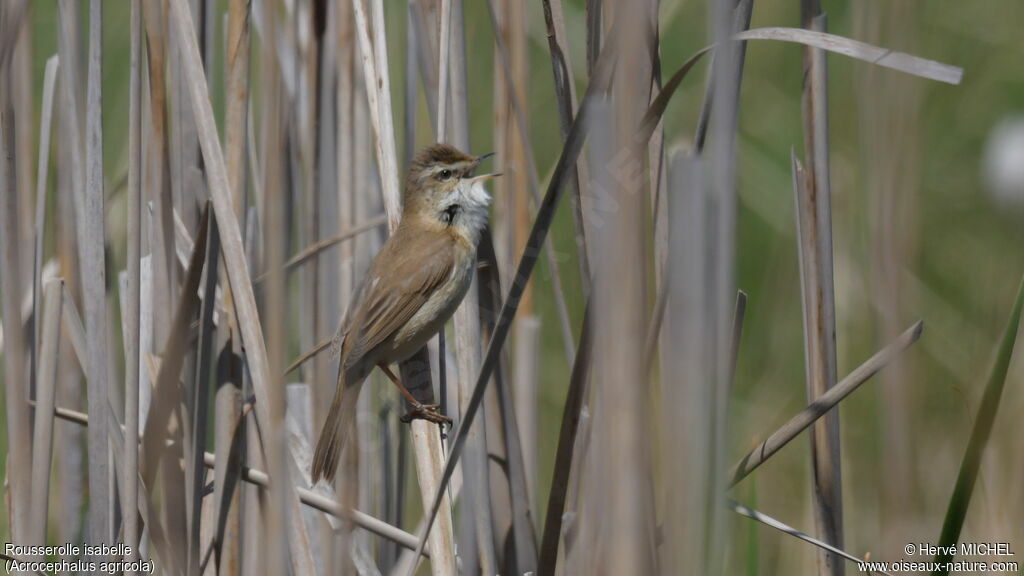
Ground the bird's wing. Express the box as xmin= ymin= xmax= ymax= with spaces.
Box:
xmin=341 ymin=228 xmax=455 ymax=371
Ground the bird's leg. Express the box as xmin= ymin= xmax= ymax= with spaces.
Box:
xmin=377 ymin=363 xmax=452 ymax=426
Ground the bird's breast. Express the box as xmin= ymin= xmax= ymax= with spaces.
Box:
xmin=384 ymin=247 xmax=476 ymax=362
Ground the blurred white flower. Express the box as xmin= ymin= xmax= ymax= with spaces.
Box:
xmin=983 ymin=116 xmax=1024 ymax=210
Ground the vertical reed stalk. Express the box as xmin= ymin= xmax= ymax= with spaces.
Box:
xmin=11 ymin=3 xmax=32 ymax=299
xmin=141 ymin=0 xmax=178 ymax=349
xmin=259 ymin=4 xmax=290 ymax=574
xmin=591 ymin=13 xmax=658 ymax=569
xmin=26 ymin=53 xmax=58 ymax=550
xmin=540 ymin=0 xmax=593 ymax=288
xmin=537 ymin=304 xmax=592 ymax=576
xmin=661 ymin=153 xmax=712 ymax=576
xmin=221 ymin=3 xmax=251 ymax=574
xmin=504 ymin=1 xmax=540 ymax=537
xmin=798 ymin=11 xmax=844 ymax=575
xmin=224 ymin=0 xmax=250 ymax=224
xmin=187 ymin=215 xmax=219 ymax=576
xmin=331 ymin=19 xmax=354 ymax=574
xmin=436 ymin=0 xmax=451 ymax=141
xmin=213 ymin=343 xmax=243 ymax=574
xmin=124 ymin=0 xmax=143 ymax=568
xmin=585 ymin=0 xmax=601 ymax=77
xmin=473 ymin=232 xmax=538 ymax=574
xmin=52 ymin=0 xmax=85 ymax=550
xmin=447 ymin=0 xmax=499 ymax=572
xmin=705 ymin=0 xmax=742 ymax=570
xmin=83 ymin=0 xmax=112 ymax=547
xmin=28 ymin=279 xmax=62 ymax=548
xmin=490 ymin=0 xmax=511 ymax=285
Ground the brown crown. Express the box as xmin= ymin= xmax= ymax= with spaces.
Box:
xmin=407 ymin=143 xmax=475 ymax=177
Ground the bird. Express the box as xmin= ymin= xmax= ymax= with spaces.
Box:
xmin=310 ymin=143 xmax=498 ymax=484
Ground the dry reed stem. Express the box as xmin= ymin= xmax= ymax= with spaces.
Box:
xmin=727 ymin=290 xmax=749 ymax=397
xmin=797 ymin=14 xmax=843 ymax=575
xmin=729 ymin=320 xmax=924 ymax=486
xmin=253 ymin=213 xmax=386 ymax=284
xmin=220 ymin=0 xmax=251 ymax=423
xmin=584 ymin=0 xmax=601 ymax=76
xmin=0 ymin=1 xmax=28 ymax=69
xmin=31 ymin=55 xmax=58 ymax=403
xmin=594 ymin=6 xmax=657 ymax=572
xmin=257 ymin=4 xmax=311 ymax=573
xmin=82 ymin=0 xmax=112 ymax=547
xmin=59 ymin=286 xmax=86 ymax=374
xmin=212 ymin=347 xmax=242 ymax=574
xmin=706 ymin=0 xmax=741 ymax=570
xmin=141 ymin=205 xmax=211 ymax=573
xmin=451 ymin=2 xmax=496 ymax=570
xmin=436 ymin=0 xmax=451 ymax=141
xmin=225 ymin=0 xmax=250 ymax=221
xmin=408 ymin=420 xmax=456 ymax=573
xmin=0 ymin=19 xmax=32 ymax=542
xmin=507 ymin=0 xmax=531 ymax=322
xmin=445 ymin=1 xmax=500 ymax=571
xmin=540 ymin=0 xmax=593 ymax=289
xmin=216 ymin=10 xmax=247 ymax=561
xmin=694 ymin=0 xmax=754 ymax=153
xmin=124 ymin=1 xmax=142 ymax=566
xmin=512 ymin=316 xmax=539 ymax=524
xmin=537 ymin=303 xmax=592 ymax=576
xmin=729 ymin=500 xmax=896 ymax=576
xmin=141 ymin=0 xmax=178 ymax=350
xmin=6 ymin=1 xmax=30 ymax=266
xmin=168 ymin=0 xmax=201 ymax=237
xmin=187 ymin=216 xmax=220 ymax=576
xmin=352 ymin=0 xmax=401 ymax=225
xmin=734 ymin=28 xmax=962 ymax=84
xmin=51 ymin=4 xmax=85 ymax=546
xmin=473 ymin=232 xmax=538 ymax=575
xmin=28 ymin=278 xmax=62 ymax=548
xmin=661 ymin=152 xmax=711 ymax=576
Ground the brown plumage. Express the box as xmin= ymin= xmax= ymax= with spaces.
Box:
xmin=311 ymin=144 xmax=497 ymax=484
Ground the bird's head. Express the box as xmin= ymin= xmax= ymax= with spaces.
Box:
xmin=403 ymin=143 xmax=498 ymax=242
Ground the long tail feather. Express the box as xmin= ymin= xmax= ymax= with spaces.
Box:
xmin=311 ymin=372 xmax=360 ymax=484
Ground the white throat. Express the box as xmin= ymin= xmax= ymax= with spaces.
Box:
xmin=452 ymin=178 xmax=492 ymax=244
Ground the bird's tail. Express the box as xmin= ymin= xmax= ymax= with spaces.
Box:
xmin=311 ymin=372 xmax=360 ymax=484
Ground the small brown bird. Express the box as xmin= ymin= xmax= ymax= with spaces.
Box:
xmin=311 ymin=143 xmax=497 ymax=484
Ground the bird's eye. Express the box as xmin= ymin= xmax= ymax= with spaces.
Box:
xmin=439 ymin=169 xmax=452 ymax=180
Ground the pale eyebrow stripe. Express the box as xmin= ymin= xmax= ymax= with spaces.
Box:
xmin=429 ymin=161 xmax=473 ymax=175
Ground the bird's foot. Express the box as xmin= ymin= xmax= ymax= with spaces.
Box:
xmin=400 ymin=403 xmax=452 ymax=426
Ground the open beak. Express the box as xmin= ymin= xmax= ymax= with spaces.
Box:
xmin=467 ymin=172 xmax=501 ymax=184
xmin=470 ymin=152 xmax=496 ymax=172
